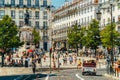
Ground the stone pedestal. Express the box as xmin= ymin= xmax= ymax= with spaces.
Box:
xmin=19 ymin=25 xmax=34 ymax=50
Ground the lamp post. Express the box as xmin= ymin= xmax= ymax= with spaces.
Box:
xmin=49 ymin=48 xmax=52 ymax=73
xmin=96 ymin=3 xmax=114 ymax=66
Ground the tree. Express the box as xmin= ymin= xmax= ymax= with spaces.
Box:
xmin=0 ymin=15 xmax=24 ymax=50
xmin=82 ymin=19 xmax=101 ymax=56
xmin=67 ymin=23 xmax=81 ymax=48
xmin=32 ymin=28 xmax=40 ymax=48
xmin=84 ymin=19 xmax=101 ymax=48
xmin=100 ymin=23 xmax=120 ymax=48
xmin=0 ymin=15 xmax=24 ymax=67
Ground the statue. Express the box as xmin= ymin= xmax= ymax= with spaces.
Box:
xmin=24 ymin=10 xmax=29 ymax=25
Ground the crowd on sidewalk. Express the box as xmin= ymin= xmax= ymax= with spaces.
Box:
xmin=3 ymin=48 xmax=45 ymax=67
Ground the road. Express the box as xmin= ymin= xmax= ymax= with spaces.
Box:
xmin=38 ymin=69 xmax=116 ymax=80
xmin=0 ymin=68 xmax=117 ymax=80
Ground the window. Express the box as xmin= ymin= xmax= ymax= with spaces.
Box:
xmin=107 ymin=18 xmax=110 ymax=23
xmin=112 ymin=6 xmax=115 ymax=11
xmin=35 ymin=21 xmax=39 ymax=29
xmin=29 ymin=11 xmax=32 ymax=19
xmin=0 ymin=0 xmax=4 ymax=5
xmin=11 ymin=10 xmax=15 ymax=19
xmin=88 ymin=16 xmax=89 ymax=23
xmin=43 ymin=21 xmax=48 ymax=29
xmin=43 ymin=11 xmax=47 ymax=19
xmin=113 ymin=16 xmax=115 ymax=22
xmin=35 ymin=11 xmax=39 ymax=19
xmin=0 ymin=10 xmax=4 ymax=18
xmin=91 ymin=15 xmax=93 ymax=20
xmin=43 ymin=0 xmax=47 ymax=7
xmin=88 ymin=7 xmax=89 ymax=12
xmin=91 ymin=6 xmax=92 ymax=11
xmin=19 ymin=0 xmax=23 ymax=6
xmin=27 ymin=0 xmax=31 ymax=6
xmin=11 ymin=0 xmax=15 ymax=6
xmin=19 ymin=21 xmax=24 ymax=27
xmin=19 ymin=10 xmax=24 ymax=19
xmin=35 ymin=0 xmax=39 ymax=7
xmin=118 ymin=26 xmax=120 ymax=33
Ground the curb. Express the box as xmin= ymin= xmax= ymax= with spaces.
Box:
xmin=103 ymin=74 xmax=119 ymax=80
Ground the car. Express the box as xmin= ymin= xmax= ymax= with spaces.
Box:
xmin=82 ymin=59 xmax=96 ymax=75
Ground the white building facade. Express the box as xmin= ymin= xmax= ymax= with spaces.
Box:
xmin=99 ymin=0 xmax=120 ymax=31
xmin=0 ymin=0 xmax=52 ymax=51
xmin=52 ymin=0 xmax=99 ymax=50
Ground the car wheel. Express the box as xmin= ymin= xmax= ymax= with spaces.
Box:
xmin=94 ymin=73 xmax=96 ymax=76
xmin=82 ymin=72 xmax=85 ymax=75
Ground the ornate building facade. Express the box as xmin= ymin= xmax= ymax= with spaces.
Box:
xmin=52 ymin=0 xmax=99 ymax=50
xmin=0 ymin=0 xmax=52 ymax=51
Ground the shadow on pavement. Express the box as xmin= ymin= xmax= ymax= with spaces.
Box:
xmin=0 ymin=73 xmax=57 ymax=80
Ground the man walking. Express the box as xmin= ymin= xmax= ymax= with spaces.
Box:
xmin=32 ymin=61 xmax=36 ymax=74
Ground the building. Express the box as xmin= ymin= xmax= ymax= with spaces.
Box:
xmin=52 ymin=0 xmax=99 ymax=50
xmin=0 ymin=0 xmax=52 ymax=51
xmin=99 ymin=0 xmax=120 ymax=31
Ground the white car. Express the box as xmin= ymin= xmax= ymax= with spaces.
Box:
xmin=82 ymin=59 xmax=96 ymax=75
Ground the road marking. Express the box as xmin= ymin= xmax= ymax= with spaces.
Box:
xmin=45 ymin=75 xmax=49 ymax=80
xmin=76 ymin=73 xmax=84 ymax=80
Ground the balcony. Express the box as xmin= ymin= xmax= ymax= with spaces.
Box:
xmin=43 ymin=26 xmax=48 ymax=30
xmin=39 ymin=26 xmax=48 ymax=30
xmin=11 ymin=4 xmax=15 ymax=7
xmin=5 ymin=4 xmax=11 ymax=7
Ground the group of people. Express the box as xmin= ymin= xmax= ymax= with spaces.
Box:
xmin=51 ymin=51 xmax=82 ymax=69
xmin=4 ymin=48 xmax=46 ymax=74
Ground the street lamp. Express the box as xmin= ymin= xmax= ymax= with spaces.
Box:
xmin=96 ymin=10 xmax=102 ymax=21
xmin=96 ymin=2 xmax=114 ymax=68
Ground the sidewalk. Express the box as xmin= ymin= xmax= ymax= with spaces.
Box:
xmin=104 ymin=73 xmax=120 ymax=80
xmin=0 ymin=53 xmax=107 ymax=76
xmin=39 ymin=53 xmax=106 ymax=69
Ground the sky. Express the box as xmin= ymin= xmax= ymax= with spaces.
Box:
xmin=52 ymin=0 xmax=66 ymax=8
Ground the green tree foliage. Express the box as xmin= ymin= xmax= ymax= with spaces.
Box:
xmin=100 ymin=23 xmax=120 ymax=48
xmin=32 ymin=28 xmax=40 ymax=44
xmin=67 ymin=23 xmax=81 ymax=48
xmin=83 ymin=19 xmax=101 ymax=49
xmin=0 ymin=15 xmax=24 ymax=50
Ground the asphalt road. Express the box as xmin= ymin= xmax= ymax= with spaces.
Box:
xmin=39 ymin=69 xmax=117 ymax=80
xmin=0 ymin=69 xmax=117 ymax=80
xmin=0 ymin=74 xmax=48 ymax=80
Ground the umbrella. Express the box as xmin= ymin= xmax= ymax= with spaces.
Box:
xmin=28 ymin=49 xmax=33 ymax=52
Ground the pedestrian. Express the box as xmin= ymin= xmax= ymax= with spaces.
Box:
xmin=43 ymin=54 xmax=46 ymax=62
xmin=25 ymin=57 xmax=28 ymax=67
xmin=77 ymin=59 xmax=82 ymax=69
xmin=69 ymin=55 xmax=73 ymax=64
xmin=32 ymin=61 xmax=36 ymax=74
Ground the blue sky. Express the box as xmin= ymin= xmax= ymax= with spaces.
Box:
xmin=52 ymin=0 xmax=65 ymax=8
